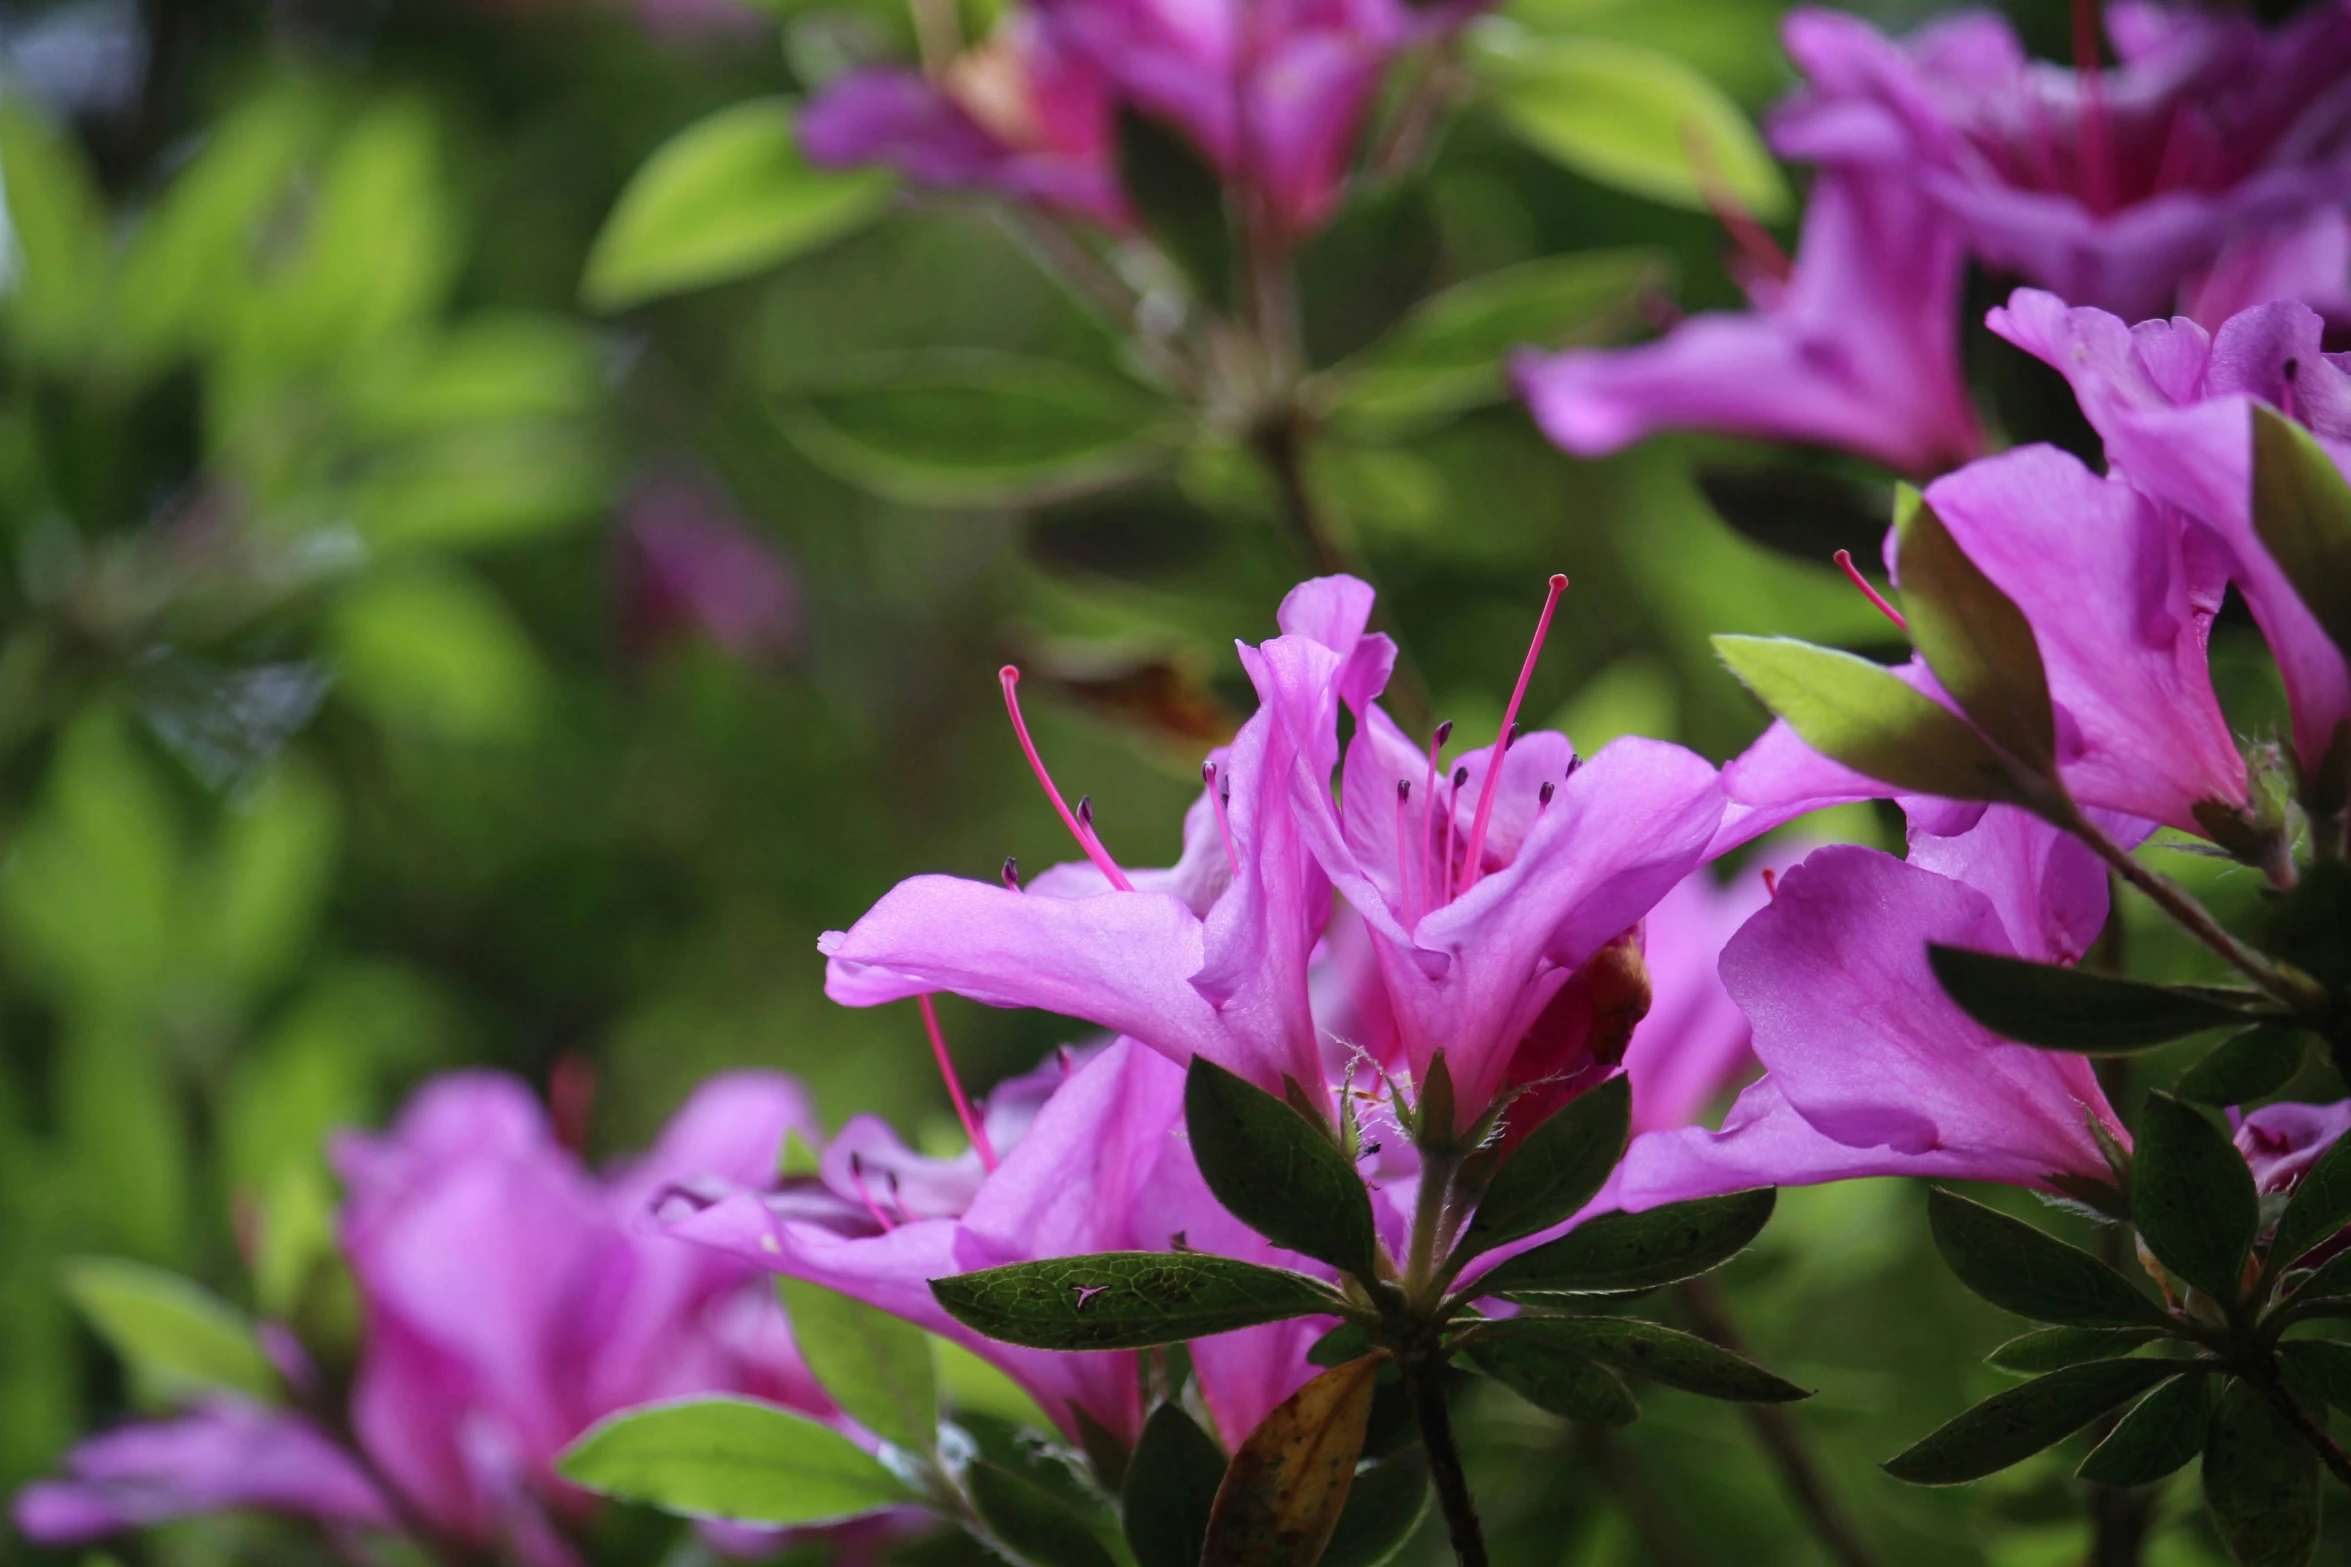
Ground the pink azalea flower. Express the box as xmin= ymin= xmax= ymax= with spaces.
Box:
xmin=1773 ymin=2 xmax=2351 ymax=320
xmin=14 ymin=1072 xmax=836 ymax=1566
xmin=616 ymin=468 xmax=802 ymax=667
xmin=1514 ymin=169 xmax=1983 ymax=476
xmin=1989 ymin=288 xmax=2351 ymax=777
xmin=1616 ymin=806 xmax=2131 ymax=1207
xmin=2235 ymin=1099 xmax=2351 ymax=1196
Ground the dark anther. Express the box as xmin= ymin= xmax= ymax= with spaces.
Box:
xmin=1397 ymin=779 xmax=1412 ymax=802
xmin=1001 ymin=856 xmax=1020 ymax=891
xmin=1539 ymin=780 xmax=1556 ymax=806
xmin=1433 ymin=719 xmax=1453 ymax=747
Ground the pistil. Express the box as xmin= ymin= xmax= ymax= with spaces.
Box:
xmin=1000 ymin=666 xmax=1134 ymax=890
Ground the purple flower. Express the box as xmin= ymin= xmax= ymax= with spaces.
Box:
xmin=1719 ymin=441 xmax=2247 ymax=840
xmin=2235 ymin=1099 xmax=2351 ymax=1196
xmin=799 ymin=21 xmax=1128 ymax=227
xmin=1514 ymin=169 xmax=1983 ymax=476
xmin=1616 ymin=806 xmax=2130 ymax=1208
xmin=15 ymin=1071 xmax=835 ymax=1564
xmin=666 ymin=1037 xmax=1351 ymax=1448
xmin=616 ymin=468 xmax=802 ymax=666
xmin=1772 ymin=3 xmax=2351 ymax=320
xmin=1989 ymin=288 xmax=2351 ymax=776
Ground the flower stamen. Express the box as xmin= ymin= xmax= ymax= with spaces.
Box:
xmin=1834 ymin=549 xmax=1908 ymax=632
xmin=1461 ymin=574 xmax=1569 ymax=892
xmin=1000 ymin=666 xmax=1135 ymax=890
xmin=847 ymin=1153 xmax=897 ymax=1232
xmin=1204 ymin=760 xmax=1241 ymax=880
xmin=919 ymin=994 xmax=998 ymax=1172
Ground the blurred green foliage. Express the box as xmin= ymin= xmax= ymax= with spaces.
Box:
xmin=0 ymin=0 xmax=2324 ymax=1564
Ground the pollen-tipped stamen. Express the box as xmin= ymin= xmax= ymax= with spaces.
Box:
xmin=1418 ymin=720 xmax=1450 ymax=923
xmin=1833 ymin=549 xmax=1908 ymax=632
xmin=1460 ymin=575 xmax=1568 ymax=893
xmin=919 ymin=994 xmax=998 ymax=1172
xmin=1000 ymin=666 xmax=1135 ymax=891
xmin=1204 ymin=760 xmax=1241 ymax=880
xmin=1395 ymin=779 xmax=1417 ymax=925
xmin=847 ymin=1153 xmax=896 ymax=1233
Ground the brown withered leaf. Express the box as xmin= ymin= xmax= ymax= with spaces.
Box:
xmin=1201 ymin=1354 xmax=1380 ymax=1567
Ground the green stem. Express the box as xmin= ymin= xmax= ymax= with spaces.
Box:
xmin=1401 ymin=1351 xmax=1488 ymax=1567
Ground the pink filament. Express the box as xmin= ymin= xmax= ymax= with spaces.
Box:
xmin=1834 ymin=550 xmax=1909 ymax=632
xmin=847 ymin=1154 xmax=896 ymax=1233
xmin=1204 ymin=761 xmax=1241 ymax=880
xmin=1394 ymin=782 xmax=1416 ymax=925
xmin=919 ymin=994 xmax=997 ymax=1172
xmin=1459 ymin=575 xmax=1569 ymax=893
xmin=999 ymin=666 xmax=1134 ymax=891
xmin=1416 ymin=722 xmax=1447 ymax=925
xmin=1684 ymin=123 xmax=1791 ymax=288
xmin=1442 ymin=769 xmax=1464 ymax=903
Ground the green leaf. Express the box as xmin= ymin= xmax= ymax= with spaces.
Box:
xmin=1481 ymin=1188 xmax=1776 ymax=1296
xmin=2251 ymin=404 xmax=2351 ymax=667
xmin=1201 ymin=1357 xmax=1379 ymax=1567
xmin=1713 ymin=636 xmax=2029 ymax=804
xmin=1324 ymin=249 xmax=1664 ymax=430
xmin=582 ymin=99 xmax=892 ymax=310
xmin=2179 ymin=1023 xmax=2308 ymax=1108
xmin=2288 ymin=1247 xmax=2351 ymax=1308
xmin=2270 ymin=1114 xmax=2351 ymax=1273
xmin=1925 ymin=1190 xmax=2169 ymax=1329
xmin=1465 ymin=1333 xmax=1638 ymax=1425
xmin=968 ymin=1460 xmax=1117 ymax=1567
xmin=1185 ymin=1058 xmax=1380 ymax=1280
xmin=554 ymin=1396 xmax=909 ymax=1524
xmin=1308 ymin=1324 xmax=1379 ymax=1368
xmin=1987 ymin=1327 xmax=2164 ymax=1375
xmin=779 ymin=351 xmax=1173 ymax=508
xmin=1456 ymin=1076 xmax=1629 ymax=1261
xmin=0 ymin=99 xmax=112 ymax=361
xmin=1881 ymin=1359 xmax=2177 ymax=1485
xmin=1468 ymin=28 xmax=1790 ymax=220
xmin=1122 ymin=1402 xmax=1227 ymax=1567
xmin=1893 ymin=489 xmax=2055 ymax=773
xmin=775 ymin=1278 xmax=935 ymax=1454
xmin=2202 ymin=1381 xmax=2319 ymax=1567
xmin=1478 ymin=1317 xmax=1807 ymax=1403
xmin=928 ymin=1253 xmax=1340 ymax=1352
xmin=2135 ymin=1093 xmax=2260 ymax=1304
xmin=1320 ymin=1445 xmax=1431 ymax=1567
xmin=1925 ymin=945 xmax=2254 ymax=1054
xmin=330 ymin=568 xmax=547 ymax=743
xmin=60 ymin=1258 xmax=278 ymax=1405
xmin=1115 ymin=106 xmax=1232 ymax=310
xmin=2076 ymin=1373 xmax=2212 ymax=1486
xmin=2276 ymin=1339 xmax=2351 ymax=1415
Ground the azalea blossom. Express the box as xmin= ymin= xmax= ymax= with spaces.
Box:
xmin=1514 ymin=170 xmax=1982 ymax=476
xmin=1616 ymin=806 xmax=2131 ymax=1208
xmin=14 ymin=1072 xmax=836 ymax=1566
xmin=1989 ymin=288 xmax=2351 ymax=779
xmin=1772 ymin=1 xmax=2351 ymax=320
xmin=2236 ymin=1098 xmax=2351 ymax=1196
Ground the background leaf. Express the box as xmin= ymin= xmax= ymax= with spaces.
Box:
xmin=2202 ymin=1382 xmax=2320 ymax=1567
xmin=555 ymin=1397 xmax=910 ymax=1525
xmin=1882 ymin=1359 xmax=2175 ymax=1486
xmin=59 ymin=1258 xmax=278 ymax=1406
xmin=776 ymin=1277 xmax=936 ymax=1454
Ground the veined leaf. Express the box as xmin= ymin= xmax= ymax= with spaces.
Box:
xmin=1122 ymin=1402 xmax=1226 ymax=1567
xmin=1714 ymin=636 xmax=2028 ymax=804
xmin=1465 ymin=1334 xmax=1637 ymax=1425
xmin=1894 ymin=489 xmax=2055 ymax=773
xmin=1455 ymin=1076 xmax=1629 ymax=1260
xmin=2178 ymin=1023 xmax=2308 ymax=1108
xmin=1882 ymin=1359 xmax=2176 ymax=1485
xmin=1925 ymin=1190 xmax=2169 ymax=1329
xmin=1320 ymin=1445 xmax=1430 ymax=1567
xmin=775 ymin=1278 xmax=935 ymax=1454
xmin=1478 ymin=1316 xmax=1806 ymax=1403
xmin=1987 ymin=1326 xmax=2164 ymax=1375
xmin=929 ymin=1253 xmax=1340 ymax=1352
xmin=2251 ymin=404 xmax=2351 ymax=666
xmin=1185 ymin=1059 xmax=1380 ymax=1280
xmin=1201 ymin=1356 xmax=1379 ymax=1567
xmin=1926 ymin=945 xmax=2255 ymax=1054
xmin=2076 ymin=1373 xmax=2211 ymax=1486
xmin=1481 ymin=1188 xmax=1776 ymax=1296
xmin=2203 ymin=1381 xmax=2320 ymax=1567
xmin=2134 ymin=1094 xmax=2259 ymax=1305
xmin=968 ymin=1459 xmax=1117 ymax=1567
xmin=555 ymin=1397 xmax=909 ymax=1524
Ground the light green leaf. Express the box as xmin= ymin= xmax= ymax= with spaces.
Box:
xmin=0 ymin=98 xmax=112 ymax=360
xmin=776 ymin=1279 xmax=936 ymax=1454
xmin=557 ymin=1396 xmax=911 ymax=1524
xmin=1469 ymin=27 xmax=1789 ymax=220
xmin=193 ymin=760 xmax=339 ymax=999
xmin=61 ymin=1257 xmax=277 ymax=1405
xmin=2251 ymin=404 xmax=2351 ymax=668
xmin=1895 ymin=489 xmax=2055 ymax=773
xmin=584 ymin=99 xmax=894 ymax=310
xmin=330 ymin=568 xmax=546 ymax=743
xmin=779 ymin=351 xmax=1175 ymax=508
xmin=348 ymin=423 xmax=609 ymax=553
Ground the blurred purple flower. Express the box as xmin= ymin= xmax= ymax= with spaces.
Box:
xmin=2236 ymin=1099 xmax=2351 ymax=1196
xmin=617 ymin=469 xmax=803 ymax=667
xmin=1772 ymin=2 xmax=2351 ymax=320
xmin=1990 ymin=289 xmax=2351 ymax=776
xmin=1515 ymin=170 xmax=1983 ymax=476
xmin=15 ymin=1072 xmax=836 ymax=1565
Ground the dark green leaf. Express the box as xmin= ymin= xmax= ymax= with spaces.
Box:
xmin=2252 ymin=404 xmax=2351 ymax=666
xmin=1116 ymin=106 xmax=1232 ymax=310
xmin=1464 ymin=1334 xmax=1637 ymax=1425
xmin=1320 ymin=1445 xmax=1430 ymax=1567
xmin=778 ymin=351 xmax=1172 ymax=508
xmin=1185 ymin=1058 xmax=1380 ymax=1280
xmin=2076 ymin=1373 xmax=2212 ymax=1486
xmin=1713 ymin=636 xmax=2029 ymax=804
xmin=2179 ymin=1024 xmax=2308 ymax=1107
xmin=555 ymin=1397 xmax=909 ymax=1524
xmin=1925 ymin=1190 xmax=2169 ymax=1329
xmin=2276 ymin=1340 xmax=2351 ymax=1415
xmin=1894 ymin=489 xmax=2055 ymax=773
xmin=968 ymin=1460 xmax=1117 ymax=1567
xmin=1987 ymin=1327 xmax=2165 ymax=1375
xmin=1308 ymin=1324 xmax=1379 ymax=1368
xmin=1413 ymin=1052 xmax=1457 ymax=1149
xmin=1122 ymin=1403 xmax=1226 ymax=1567
xmin=2270 ymin=1114 xmax=2351 ymax=1273
xmin=1882 ymin=1359 xmax=2177 ymax=1485
xmin=1481 ymin=1188 xmax=1776 ymax=1296
xmin=1201 ymin=1357 xmax=1379 ymax=1567
xmin=2135 ymin=1093 xmax=2260 ymax=1303
xmin=1456 ymin=1076 xmax=1630 ymax=1260
xmin=775 ymin=1278 xmax=935 ymax=1453
xmin=1925 ymin=945 xmax=2257 ymax=1054
xmin=580 ymin=100 xmax=892 ymax=309
xmin=1480 ymin=1316 xmax=1807 ymax=1403
xmin=2203 ymin=1381 xmax=2320 ymax=1567
xmin=931 ymin=1254 xmax=1339 ymax=1352
xmin=2288 ymin=1247 xmax=2351 ymax=1307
